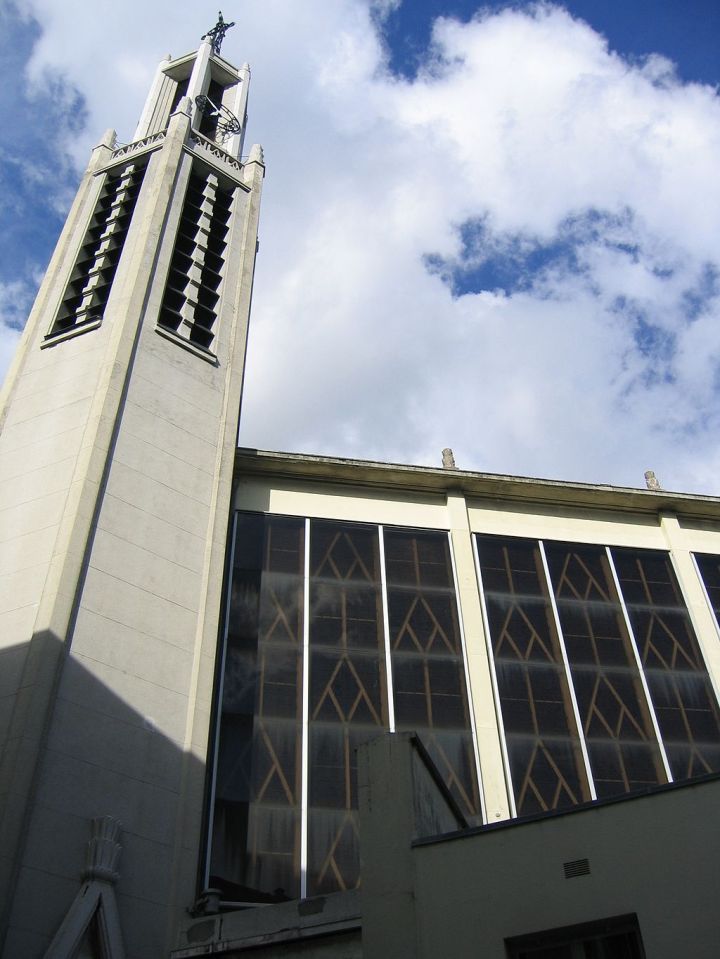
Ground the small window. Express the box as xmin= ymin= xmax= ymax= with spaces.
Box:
xmin=506 ymin=914 xmax=645 ymax=959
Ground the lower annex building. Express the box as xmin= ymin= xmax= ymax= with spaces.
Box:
xmin=0 ymin=19 xmax=719 ymax=959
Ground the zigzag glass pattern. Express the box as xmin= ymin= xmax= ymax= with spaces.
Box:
xmin=210 ymin=514 xmax=305 ymax=903
xmin=476 ymin=536 xmax=590 ymax=815
xmin=211 ymin=514 xmax=480 ymax=903
xmin=385 ymin=529 xmax=481 ymax=822
xmin=478 ymin=534 xmax=720 ymax=815
xmin=307 ymin=520 xmax=387 ymax=896
xmin=615 ymin=549 xmax=720 ymax=779
xmin=543 ymin=543 xmax=667 ymax=798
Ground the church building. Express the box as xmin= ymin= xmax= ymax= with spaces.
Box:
xmin=1 ymin=20 xmax=719 ymax=959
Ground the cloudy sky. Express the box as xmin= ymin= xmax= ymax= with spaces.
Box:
xmin=2 ymin=0 xmax=720 ymax=493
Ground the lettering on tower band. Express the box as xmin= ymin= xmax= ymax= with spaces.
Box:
xmin=45 ymin=160 xmax=148 ymax=342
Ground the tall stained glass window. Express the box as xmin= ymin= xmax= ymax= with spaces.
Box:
xmin=385 ymin=529 xmax=481 ymax=822
xmin=544 ymin=543 xmax=666 ymax=798
xmin=307 ymin=520 xmax=388 ymax=895
xmin=477 ymin=534 xmax=720 ymax=816
xmin=476 ymin=535 xmax=590 ymax=816
xmin=210 ymin=514 xmax=479 ymax=902
xmin=209 ymin=514 xmax=305 ymax=903
xmin=618 ymin=550 xmax=720 ymax=779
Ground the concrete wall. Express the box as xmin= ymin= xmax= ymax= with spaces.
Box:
xmin=175 ymin=892 xmax=362 ymax=958
xmin=358 ymin=732 xmax=720 ymax=959
xmin=0 ymin=131 xmax=126 ymax=946
xmin=412 ymin=774 xmax=720 ymax=958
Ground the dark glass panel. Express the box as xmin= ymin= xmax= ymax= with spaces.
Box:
xmin=386 ymin=529 xmax=480 ymax=821
xmin=508 ymin=915 xmax=645 ymax=959
xmin=695 ymin=553 xmax=720 ymax=624
xmin=544 ymin=543 xmax=666 ymax=798
xmin=307 ymin=521 xmax=387 ymax=896
xmin=210 ymin=513 xmax=304 ymax=903
xmin=513 ymin=930 xmax=643 ymax=959
xmin=616 ymin=549 xmax=720 ymax=779
xmin=476 ymin=535 xmax=590 ymax=815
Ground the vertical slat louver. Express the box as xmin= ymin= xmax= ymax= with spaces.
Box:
xmin=49 ymin=161 xmax=146 ymax=337
xmin=159 ymin=169 xmax=234 ymax=351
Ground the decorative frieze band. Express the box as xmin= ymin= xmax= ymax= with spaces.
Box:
xmin=112 ymin=130 xmax=166 ymax=160
xmin=190 ymin=132 xmax=243 ymax=172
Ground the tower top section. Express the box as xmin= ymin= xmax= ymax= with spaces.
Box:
xmin=132 ymin=23 xmax=252 ymax=162
xmin=201 ymin=10 xmax=236 ymax=55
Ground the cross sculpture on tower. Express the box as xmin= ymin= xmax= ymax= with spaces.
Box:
xmin=202 ymin=11 xmax=236 ymax=55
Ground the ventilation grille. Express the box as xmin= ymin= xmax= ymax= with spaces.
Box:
xmin=49 ymin=161 xmax=146 ymax=337
xmin=158 ymin=170 xmax=233 ymax=351
xmin=563 ymin=858 xmax=590 ymax=879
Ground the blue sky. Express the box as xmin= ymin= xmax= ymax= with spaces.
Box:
xmin=3 ymin=1 xmax=720 ymax=493
xmin=0 ymin=8 xmax=80 ymax=331
xmin=383 ymin=1 xmax=720 ymax=84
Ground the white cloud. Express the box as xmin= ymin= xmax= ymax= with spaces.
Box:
xmin=0 ymin=280 xmax=31 ymax=378
xmin=4 ymin=1 xmax=720 ymax=493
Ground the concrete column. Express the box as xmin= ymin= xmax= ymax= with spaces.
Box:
xmin=228 ymin=63 xmax=250 ymax=159
xmin=187 ymin=40 xmax=213 ymax=131
xmin=358 ymin=734 xmax=420 ymax=959
xmin=133 ymin=54 xmax=172 ymax=140
xmin=446 ymin=492 xmax=512 ymax=823
xmin=358 ymin=733 xmax=470 ymax=959
xmin=659 ymin=512 xmax=720 ymax=701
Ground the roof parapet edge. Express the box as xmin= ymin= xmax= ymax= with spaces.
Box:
xmin=233 ymin=448 xmax=720 ymax=520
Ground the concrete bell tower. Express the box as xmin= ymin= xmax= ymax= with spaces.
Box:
xmin=0 ymin=18 xmax=263 ymax=958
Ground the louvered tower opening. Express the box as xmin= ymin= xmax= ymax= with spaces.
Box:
xmin=158 ymin=170 xmax=234 ymax=351
xmin=49 ymin=161 xmax=146 ymax=337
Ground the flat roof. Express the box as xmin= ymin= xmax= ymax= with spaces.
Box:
xmin=235 ymin=448 xmax=720 ymax=522
xmin=412 ymin=769 xmax=720 ymax=849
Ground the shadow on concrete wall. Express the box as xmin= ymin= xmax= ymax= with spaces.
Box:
xmin=0 ymin=637 xmax=209 ymax=959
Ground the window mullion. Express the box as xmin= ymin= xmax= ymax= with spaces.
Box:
xmin=378 ymin=525 xmax=396 ymax=733
xmin=300 ymin=517 xmax=310 ymax=899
